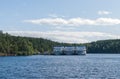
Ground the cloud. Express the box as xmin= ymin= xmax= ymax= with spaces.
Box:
xmin=98 ymin=10 xmax=111 ymax=15
xmin=5 ymin=31 xmax=120 ymax=43
xmin=24 ymin=17 xmax=120 ymax=26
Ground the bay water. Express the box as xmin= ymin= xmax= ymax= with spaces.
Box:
xmin=0 ymin=54 xmax=120 ymax=79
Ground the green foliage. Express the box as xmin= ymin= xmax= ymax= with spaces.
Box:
xmin=0 ymin=33 xmax=34 ymax=56
xmin=0 ymin=32 xmax=120 ymax=56
xmin=84 ymin=39 xmax=120 ymax=53
xmin=0 ymin=32 xmax=65 ymax=56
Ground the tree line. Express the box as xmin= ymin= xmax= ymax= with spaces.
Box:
xmin=85 ymin=39 xmax=120 ymax=53
xmin=0 ymin=32 xmax=120 ymax=56
xmin=0 ymin=32 xmax=69 ymax=56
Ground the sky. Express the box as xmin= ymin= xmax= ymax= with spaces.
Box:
xmin=1 ymin=0 xmax=120 ymax=43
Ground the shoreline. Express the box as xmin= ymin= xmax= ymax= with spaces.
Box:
xmin=1 ymin=53 xmax=120 ymax=57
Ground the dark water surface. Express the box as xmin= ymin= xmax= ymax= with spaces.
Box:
xmin=0 ymin=54 xmax=120 ymax=79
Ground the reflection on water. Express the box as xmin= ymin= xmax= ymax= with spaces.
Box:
xmin=0 ymin=54 xmax=120 ymax=79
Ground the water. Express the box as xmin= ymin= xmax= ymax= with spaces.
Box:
xmin=0 ymin=54 xmax=120 ymax=79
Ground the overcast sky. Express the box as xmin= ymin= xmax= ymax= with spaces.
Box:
xmin=1 ymin=0 xmax=120 ymax=43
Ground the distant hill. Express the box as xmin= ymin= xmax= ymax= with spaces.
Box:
xmin=0 ymin=32 xmax=120 ymax=56
xmin=0 ymin=32 xmax=70 ymax=56
xmin=85 ymin=39 xmax=120 ymax=53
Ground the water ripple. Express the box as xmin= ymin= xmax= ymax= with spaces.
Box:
xmin=0 ymin=54 xmax=120 ymax=79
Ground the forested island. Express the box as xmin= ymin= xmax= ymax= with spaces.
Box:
xmin=0 ymin=31 xmax=120 ymax=56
